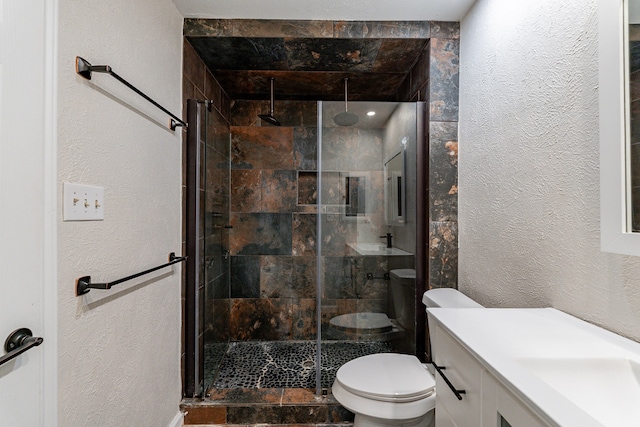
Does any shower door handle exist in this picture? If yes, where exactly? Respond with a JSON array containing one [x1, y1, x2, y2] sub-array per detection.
[[0, 328, 43, 367]]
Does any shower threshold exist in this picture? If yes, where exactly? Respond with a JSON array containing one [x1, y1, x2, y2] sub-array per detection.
[[183, 341, 391, 425]]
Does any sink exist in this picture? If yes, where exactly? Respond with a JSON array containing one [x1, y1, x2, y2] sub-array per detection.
[[516, 357, 640, 426], [348, 243, 412, 256], [427, 308, 640, 427]]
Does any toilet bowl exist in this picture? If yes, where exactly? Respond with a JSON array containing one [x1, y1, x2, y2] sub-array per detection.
[[332, 353, 436, 427], [327, 269, 415, 341], [329, 312, 402, 341], [332, 288, 483, 427]]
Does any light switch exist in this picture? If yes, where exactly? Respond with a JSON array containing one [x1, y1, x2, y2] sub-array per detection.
[[63, 182, 104, 221]]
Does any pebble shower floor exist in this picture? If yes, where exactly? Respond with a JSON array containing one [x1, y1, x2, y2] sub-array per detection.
[[206, 340, 392, 389]]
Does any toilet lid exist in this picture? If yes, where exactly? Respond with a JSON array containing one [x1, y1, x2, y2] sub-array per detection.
[[335, 353, 435, 402]]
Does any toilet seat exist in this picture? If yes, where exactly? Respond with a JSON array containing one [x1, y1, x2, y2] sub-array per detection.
[[334, 353, 435, 402], [330, 312, 394, 334]]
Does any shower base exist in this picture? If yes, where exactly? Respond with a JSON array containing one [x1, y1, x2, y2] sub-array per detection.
[[206, 340, 392, 390], [184, 341, 391, 425]]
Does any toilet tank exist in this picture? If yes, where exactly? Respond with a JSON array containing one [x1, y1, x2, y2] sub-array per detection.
[[422, 288, 483, 309], [389, 269, 416, 330], [422, 288, 482, 368]]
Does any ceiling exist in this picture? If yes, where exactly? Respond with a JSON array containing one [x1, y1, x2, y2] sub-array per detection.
[[186, 31, 428, 101], [178, 1, 476, 102]]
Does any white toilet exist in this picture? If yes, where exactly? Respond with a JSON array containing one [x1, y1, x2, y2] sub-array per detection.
[[332, 288, 483, 427]]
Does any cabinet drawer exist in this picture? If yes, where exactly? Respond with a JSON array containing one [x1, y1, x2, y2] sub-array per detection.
[[434, 325, 483, 426]]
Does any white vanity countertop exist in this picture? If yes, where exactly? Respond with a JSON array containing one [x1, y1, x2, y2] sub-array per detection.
[[427, 308, 640, 427]]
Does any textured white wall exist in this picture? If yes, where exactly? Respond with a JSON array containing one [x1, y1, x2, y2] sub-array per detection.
[[459, 0, 640, 342], [57, 1, 184, 425]]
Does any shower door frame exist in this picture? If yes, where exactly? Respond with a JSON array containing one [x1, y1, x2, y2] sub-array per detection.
[[182, 100, 427, 398], [415, 101, 427, 364], [184, 99, 203, 397], [184, 98, 232, 397]]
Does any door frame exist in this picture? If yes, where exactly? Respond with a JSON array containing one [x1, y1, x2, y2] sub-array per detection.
[[42, 0, 59, 424]]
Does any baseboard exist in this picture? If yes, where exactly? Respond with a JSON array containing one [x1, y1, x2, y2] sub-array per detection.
[[168, 410, 184, 427]]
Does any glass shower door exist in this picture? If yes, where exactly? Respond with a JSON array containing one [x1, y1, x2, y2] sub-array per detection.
[[317, 101, 419, 392], [201, 103, 231, 390]]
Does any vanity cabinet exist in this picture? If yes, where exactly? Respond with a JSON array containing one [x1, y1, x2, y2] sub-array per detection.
[[433, 324, 549, 427], [428, 307, 640, 426], [481, 373, 548, 427]]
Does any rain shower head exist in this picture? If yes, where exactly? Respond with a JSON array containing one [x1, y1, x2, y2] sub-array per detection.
[[334, 78, 359, 127], [258, 77, 281, 126], [258, 113, 281, 126]]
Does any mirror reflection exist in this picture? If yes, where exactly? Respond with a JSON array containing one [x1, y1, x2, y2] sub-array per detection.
[[385, 150, 405, 226]]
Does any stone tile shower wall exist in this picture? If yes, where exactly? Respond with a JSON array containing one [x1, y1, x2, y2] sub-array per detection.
[[229, 101, 319, 341], [427, 23, 460, 289], [398, 22, 460, 290], [228, 102, 401, 342], [182, 39, 232, 372], [183, 20, 461, 363]]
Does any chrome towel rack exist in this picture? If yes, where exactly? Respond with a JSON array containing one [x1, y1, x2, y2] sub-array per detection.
[[75, 56, 187, 131], [76, 252, 187, 296]]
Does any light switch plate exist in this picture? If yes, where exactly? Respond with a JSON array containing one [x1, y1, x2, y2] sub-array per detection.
[[63, 182, 104, 221]]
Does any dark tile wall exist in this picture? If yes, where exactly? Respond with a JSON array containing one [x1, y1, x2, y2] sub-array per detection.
[[228, 101, 405, 342], [181, 388, 355, 425], [182, 38, 232, 385], [183, 21, 461, 364], [428, 24, 459, 290], [398, 22, 460, 290], [229, 100, 319, 341]]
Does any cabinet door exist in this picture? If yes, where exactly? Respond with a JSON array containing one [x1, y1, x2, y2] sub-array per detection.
[[435, 400, 461, 427], [482, 372, 549, 427], [433, 325, 483, 427]]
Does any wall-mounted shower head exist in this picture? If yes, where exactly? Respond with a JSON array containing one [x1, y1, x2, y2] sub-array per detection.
[[258, 77, 281, 126], [334, 78, 359, 127], [258, 113, 281, 126]]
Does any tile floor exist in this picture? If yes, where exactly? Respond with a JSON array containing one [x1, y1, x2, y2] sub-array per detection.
[[207, 340, 393, 390]]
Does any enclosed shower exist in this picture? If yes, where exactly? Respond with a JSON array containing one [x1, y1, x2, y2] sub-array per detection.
[[186, 98, 424, 396]]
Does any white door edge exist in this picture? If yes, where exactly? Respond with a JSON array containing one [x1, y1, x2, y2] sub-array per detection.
[[42, 0, 58, 425]]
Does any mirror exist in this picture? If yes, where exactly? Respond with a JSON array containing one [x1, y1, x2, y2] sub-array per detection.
[[343, 174, 367, 218], [384, 148, 405, 226], [599, 0, 640, 255], [628, 2, 640, 231]]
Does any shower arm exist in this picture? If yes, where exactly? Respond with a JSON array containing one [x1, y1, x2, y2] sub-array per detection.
[[344, 78, 349, 112], [269, 77, 275, 115]]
